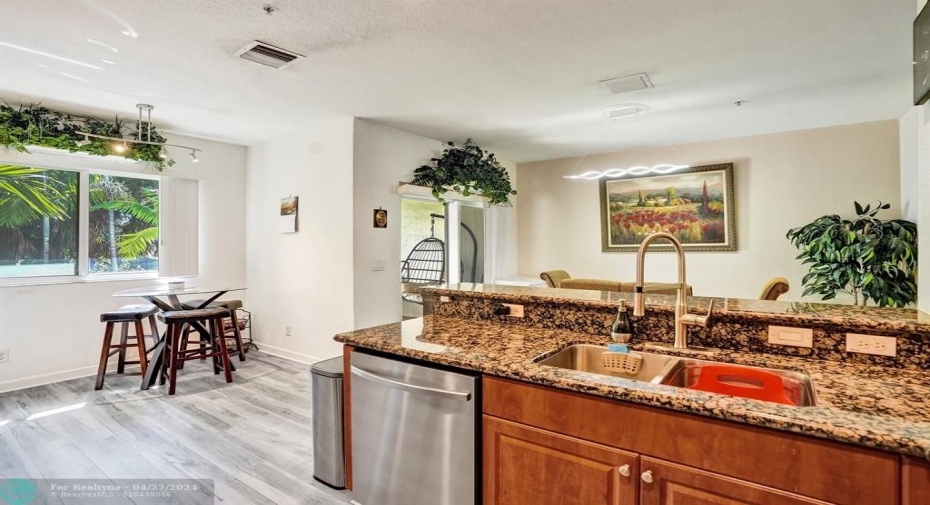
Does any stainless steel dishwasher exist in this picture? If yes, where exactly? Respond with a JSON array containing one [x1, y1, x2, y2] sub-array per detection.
[[349, 350, 478, 505]]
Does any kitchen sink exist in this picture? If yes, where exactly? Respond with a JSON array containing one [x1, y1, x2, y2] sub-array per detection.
[[534, 344, 818, 407], [535, 344, 676, 383], [660, 358, 818, 407]]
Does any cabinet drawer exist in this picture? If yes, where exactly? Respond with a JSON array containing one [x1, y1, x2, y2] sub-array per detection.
[[483, 376, 898, 505]]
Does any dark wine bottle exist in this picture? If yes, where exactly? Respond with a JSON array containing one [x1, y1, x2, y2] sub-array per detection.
[[611, 300, 634, 342]]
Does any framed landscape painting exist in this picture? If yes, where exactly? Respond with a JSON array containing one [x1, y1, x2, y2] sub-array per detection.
[[600, 163, 737, 252]]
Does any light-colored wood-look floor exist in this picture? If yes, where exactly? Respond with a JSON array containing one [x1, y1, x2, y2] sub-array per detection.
[[0, 352, 352, 505]]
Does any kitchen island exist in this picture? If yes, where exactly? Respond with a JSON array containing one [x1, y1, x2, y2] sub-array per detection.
[[335, 284, 930, 504]]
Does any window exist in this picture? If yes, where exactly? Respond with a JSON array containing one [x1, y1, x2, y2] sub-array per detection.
[[0, 163, 159, 279], [0, 165, 79, 277], [88, 174, 159, 274]]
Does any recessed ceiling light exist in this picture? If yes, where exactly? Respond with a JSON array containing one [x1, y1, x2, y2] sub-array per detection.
[[603, 103, 651, 120]]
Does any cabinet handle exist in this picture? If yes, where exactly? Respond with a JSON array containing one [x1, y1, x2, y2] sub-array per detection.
[[641, 470, 654, 484], [618, 464, 631, 477]]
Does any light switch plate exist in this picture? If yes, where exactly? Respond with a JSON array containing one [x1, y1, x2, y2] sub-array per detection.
[[370, 260, 386, 272], [767, 326, 813, 348], [846, 333, 896, 357]]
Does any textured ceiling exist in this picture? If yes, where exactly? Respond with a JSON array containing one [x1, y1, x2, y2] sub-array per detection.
[[0, 0, 915, 162]]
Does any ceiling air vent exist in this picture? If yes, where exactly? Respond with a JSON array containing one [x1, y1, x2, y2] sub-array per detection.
[[234, 41, 304, 70], [599, 73, 653, 95]]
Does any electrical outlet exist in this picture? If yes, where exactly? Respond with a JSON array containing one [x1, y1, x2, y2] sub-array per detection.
[[0, 349, 8, 363], [285, 326, 292, 337], [846, 333, 896, 357], [767, 326, 813, 348], [502, 303, 524, 318]]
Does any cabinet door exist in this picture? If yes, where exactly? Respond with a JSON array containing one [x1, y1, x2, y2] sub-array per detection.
[[639, 457, 830, 505], [903, 456, 930, 505], [484, 415, 638, 505]]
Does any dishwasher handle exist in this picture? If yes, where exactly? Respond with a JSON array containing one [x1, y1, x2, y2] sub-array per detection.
[[350, 366, 472, 401]]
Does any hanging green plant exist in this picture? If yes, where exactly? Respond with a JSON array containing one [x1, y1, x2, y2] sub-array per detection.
[[786, 201, 917, 307], [0, 102, 174, 170], [411, 138, 516, 206]]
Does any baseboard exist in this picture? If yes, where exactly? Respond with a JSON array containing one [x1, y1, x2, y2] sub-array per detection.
[[251, 341, 323, 365], [0, 365, 101, 393], [0, 346, 323, 393]]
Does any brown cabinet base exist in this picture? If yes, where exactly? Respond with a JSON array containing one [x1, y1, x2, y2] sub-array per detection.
[[483, 376, 900, 505], [484, 416, 638, 505]]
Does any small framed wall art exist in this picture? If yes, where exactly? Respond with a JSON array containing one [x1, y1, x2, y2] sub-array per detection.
[[373, 208, 388, 228]]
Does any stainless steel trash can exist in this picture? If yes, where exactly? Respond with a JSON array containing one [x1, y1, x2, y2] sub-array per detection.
[[311, 357, 345, 489]]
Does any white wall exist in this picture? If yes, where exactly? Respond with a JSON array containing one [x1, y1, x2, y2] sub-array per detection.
[[245, 119, 355, 363], [352, 119, 445, 328], [517, 120, 901, 301], [0, 134, 247, 392], [351, 119, 519, 328]]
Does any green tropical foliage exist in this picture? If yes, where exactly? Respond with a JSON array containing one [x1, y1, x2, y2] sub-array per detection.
[[0, 166, 77, 267], [786, 202, 917, 307], [89, 174, 159, 272], [0, 165, 158, 275], [0, 164, 68, 226], [412, 138, 516, 205], [0, 102, 173, 170]]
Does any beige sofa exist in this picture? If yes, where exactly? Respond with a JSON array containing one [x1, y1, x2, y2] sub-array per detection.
[[539, 270, 692, 296]]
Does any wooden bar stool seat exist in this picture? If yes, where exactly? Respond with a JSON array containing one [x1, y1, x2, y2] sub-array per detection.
[[158, 307, 234, 395], [180, 299, 247, 363], [95, 304, 160, 390]]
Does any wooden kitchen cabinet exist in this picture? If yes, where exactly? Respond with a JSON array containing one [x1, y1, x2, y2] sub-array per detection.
[[483, 376, 900, 505], [903, 456, 930, 504], [638, 457, 830, 505], [484, 416, 639, 505]]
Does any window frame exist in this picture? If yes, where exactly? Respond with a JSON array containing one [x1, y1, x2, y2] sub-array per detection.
[[0, 159, 161, 287]]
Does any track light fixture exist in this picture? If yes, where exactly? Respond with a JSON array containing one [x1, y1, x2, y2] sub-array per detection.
[[78, 104, 202, 165]]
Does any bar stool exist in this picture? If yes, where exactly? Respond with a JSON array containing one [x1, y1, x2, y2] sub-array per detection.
[[95, 304, 160, 390], [158, 307, 234, 395], [180, 299, 246, 362]]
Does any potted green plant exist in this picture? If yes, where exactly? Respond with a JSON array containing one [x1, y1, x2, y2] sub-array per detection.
[[786, 201, 917, 307], [0, 102, 173, 169], [411, 138, 516, 206]]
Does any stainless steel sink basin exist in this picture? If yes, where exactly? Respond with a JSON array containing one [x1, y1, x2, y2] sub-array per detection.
[[535, 344, 676, 382], [660, 358, 818, 407], [534, 344, 817, 406]]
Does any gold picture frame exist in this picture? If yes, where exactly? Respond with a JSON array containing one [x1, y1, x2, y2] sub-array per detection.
[[599, 163, 737, 252]]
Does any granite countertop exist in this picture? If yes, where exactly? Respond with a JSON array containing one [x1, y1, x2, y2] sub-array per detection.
[[423, 283, 930, 334], [335, 315, 930, 458]]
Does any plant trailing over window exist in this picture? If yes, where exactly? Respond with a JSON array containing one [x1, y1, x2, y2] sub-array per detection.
[[0, 102, 173, 170], [412, 138, 516, 206], [786, 201, 917, 307]]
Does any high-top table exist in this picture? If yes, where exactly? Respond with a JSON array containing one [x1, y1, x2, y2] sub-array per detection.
[[113, 285, 246, 389]]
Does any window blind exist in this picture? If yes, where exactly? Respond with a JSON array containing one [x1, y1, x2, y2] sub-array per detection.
[[159, 177, 199, 277]]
